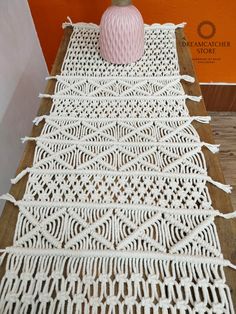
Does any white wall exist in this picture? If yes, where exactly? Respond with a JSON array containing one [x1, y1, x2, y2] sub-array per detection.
[[0, 0, 48, 214]]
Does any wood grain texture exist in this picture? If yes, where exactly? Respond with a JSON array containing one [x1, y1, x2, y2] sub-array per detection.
[[0, 27, 235, 309], [210, 112, 236, 209], [201, 85, 236, 111]]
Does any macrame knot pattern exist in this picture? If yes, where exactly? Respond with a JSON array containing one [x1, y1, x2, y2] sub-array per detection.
[[74, 294, 85, 304], [21, 295, 34, 305], [39, 294, 51, 303], [0, 21, 235, 313], [6, 294, 18, 303]]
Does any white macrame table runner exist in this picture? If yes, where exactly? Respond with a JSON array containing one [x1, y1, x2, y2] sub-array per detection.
[[0, 20, 235, 313]]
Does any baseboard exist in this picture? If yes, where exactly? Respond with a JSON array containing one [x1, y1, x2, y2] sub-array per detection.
[[200, 84, 236, 111]]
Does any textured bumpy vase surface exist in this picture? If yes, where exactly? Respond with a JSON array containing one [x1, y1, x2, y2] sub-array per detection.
[[99, 5, 144, 64]]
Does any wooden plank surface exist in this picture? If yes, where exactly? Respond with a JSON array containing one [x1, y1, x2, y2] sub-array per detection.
[[211, 112, 236, 210], [0, 26, 235, 309], [201, 85, 236, 111]]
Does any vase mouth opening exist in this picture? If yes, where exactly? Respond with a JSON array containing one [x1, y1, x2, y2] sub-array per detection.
[[112, 0, 132, 6]]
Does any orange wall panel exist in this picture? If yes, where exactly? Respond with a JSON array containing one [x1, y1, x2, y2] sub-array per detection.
[[28, 0, 236, 82]]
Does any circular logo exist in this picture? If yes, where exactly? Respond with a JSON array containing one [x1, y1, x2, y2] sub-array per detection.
[[197, 21, 216, 39]]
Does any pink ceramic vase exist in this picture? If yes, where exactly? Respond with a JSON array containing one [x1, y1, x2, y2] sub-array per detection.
[[99, 0, 144, 64]]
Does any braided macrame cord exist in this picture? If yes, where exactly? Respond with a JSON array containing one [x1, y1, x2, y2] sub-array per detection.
[[0, 19, 235, 313]]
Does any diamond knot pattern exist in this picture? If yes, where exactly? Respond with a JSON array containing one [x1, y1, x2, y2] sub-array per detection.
[[54, 77, 186, 98], [0, 22, 234, 314], [15, 205, 220, 258]]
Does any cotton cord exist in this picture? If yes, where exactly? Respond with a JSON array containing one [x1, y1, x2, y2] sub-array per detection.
[[0, 21, 235, 313]]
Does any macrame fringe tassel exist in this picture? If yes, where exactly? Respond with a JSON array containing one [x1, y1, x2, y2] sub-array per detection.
[[45, 76, 57, 81], [21, 137, 34, 144], [0, 193, 18, 206], [10, 168, 30, 184], [203, 142, 220, 153], [225, 260, 236, 270], [193, 116, 211, 124], [39, 93, 52, 99], [175, 22, 187, 28], [218, 211, 236, 219], [62, 16, 73, 29], [181, 75, 195, 83], [33, 115, 48, 126], [207, 177, 233, 193], [187, 95, 202, 102]]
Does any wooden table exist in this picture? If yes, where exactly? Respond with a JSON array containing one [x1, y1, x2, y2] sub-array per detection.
[[0, 27, 235, 309]]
